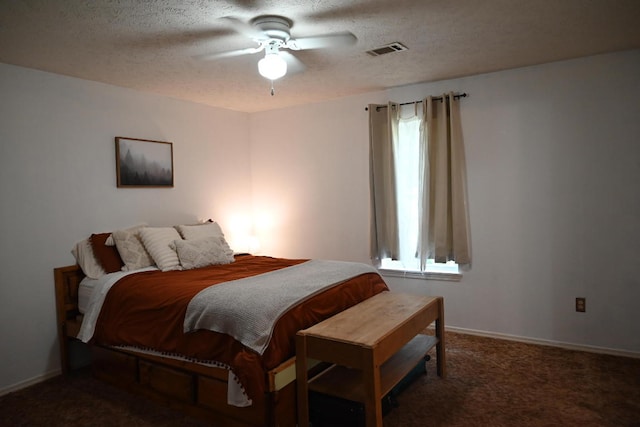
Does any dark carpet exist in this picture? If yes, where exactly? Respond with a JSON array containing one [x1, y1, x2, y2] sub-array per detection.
[[1, 331, 639, 426]]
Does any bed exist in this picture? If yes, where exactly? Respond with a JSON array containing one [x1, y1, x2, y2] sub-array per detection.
[[54, 222, 389, 427]]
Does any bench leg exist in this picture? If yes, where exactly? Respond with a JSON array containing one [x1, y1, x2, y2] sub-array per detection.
[[435, 297, 446, 378], [296, 333, 310, 427]]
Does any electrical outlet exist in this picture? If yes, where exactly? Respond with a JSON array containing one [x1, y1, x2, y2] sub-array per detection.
[[576, 297, 586, 312]]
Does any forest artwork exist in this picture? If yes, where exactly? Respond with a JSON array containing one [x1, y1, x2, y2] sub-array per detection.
[[115, 137, 173, 188]]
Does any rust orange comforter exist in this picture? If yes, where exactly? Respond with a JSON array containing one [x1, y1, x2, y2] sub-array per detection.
[[92, 254, 389, 399]]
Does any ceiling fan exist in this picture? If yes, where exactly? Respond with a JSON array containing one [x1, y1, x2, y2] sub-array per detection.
[[201, 15, 357, 93]]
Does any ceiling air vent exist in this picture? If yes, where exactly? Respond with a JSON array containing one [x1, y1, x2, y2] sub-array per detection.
[[366, 42, 408, 57]]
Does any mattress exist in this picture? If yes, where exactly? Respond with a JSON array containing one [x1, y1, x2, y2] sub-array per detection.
[[78, 277, 96, 314]]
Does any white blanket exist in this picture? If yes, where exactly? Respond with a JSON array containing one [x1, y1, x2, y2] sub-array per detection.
[[183, 259, 377, 355]]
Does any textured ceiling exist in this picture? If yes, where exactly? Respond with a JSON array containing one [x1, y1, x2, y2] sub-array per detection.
[[1, 0, 639, 113]]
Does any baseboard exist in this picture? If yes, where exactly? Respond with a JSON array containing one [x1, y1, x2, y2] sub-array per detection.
[[444, 326, 640, 359], [0, 368, 61, 397]]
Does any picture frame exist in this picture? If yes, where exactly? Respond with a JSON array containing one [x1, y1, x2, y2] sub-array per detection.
[[115, 137, 174, 188]]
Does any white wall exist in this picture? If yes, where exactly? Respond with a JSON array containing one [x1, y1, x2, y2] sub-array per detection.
[[249, 93, 381, 261], [250, 50, 640, 354], [0, 64, 252, 391]]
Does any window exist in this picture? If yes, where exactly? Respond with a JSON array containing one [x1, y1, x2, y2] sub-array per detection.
[[378, 109, 460, 279], [369, 95, 470, 280]]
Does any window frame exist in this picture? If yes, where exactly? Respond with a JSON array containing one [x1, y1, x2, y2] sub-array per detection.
[[378, 267, 462, 282]]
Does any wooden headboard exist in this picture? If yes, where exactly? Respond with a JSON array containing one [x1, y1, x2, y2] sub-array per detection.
[[54, 264, 85, 374]]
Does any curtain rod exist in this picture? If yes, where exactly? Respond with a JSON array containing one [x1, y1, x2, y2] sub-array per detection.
[[365, 92, 468, 111]]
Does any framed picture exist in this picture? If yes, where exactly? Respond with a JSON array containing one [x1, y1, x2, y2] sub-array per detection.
[[115, 137, 174, 188]]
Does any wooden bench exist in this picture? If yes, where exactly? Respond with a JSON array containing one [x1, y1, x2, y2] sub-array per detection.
[[295, 292, 445, 427]]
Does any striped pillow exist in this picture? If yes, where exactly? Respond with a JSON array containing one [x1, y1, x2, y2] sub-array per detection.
[[139, 227, 182, 272]]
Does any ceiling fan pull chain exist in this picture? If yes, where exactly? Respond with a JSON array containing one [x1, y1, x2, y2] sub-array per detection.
[[270, 80, 275, 96]]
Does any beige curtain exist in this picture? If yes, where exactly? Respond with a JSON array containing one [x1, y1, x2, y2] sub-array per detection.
[[417, 93, 471, 269], [368, 102, 400, 263]]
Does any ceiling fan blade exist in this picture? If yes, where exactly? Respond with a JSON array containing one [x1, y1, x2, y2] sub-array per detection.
[[118, 28, 234, 49], [287, 32, 357, 50], [219, 16, 265, 40], [196, 45, 264, 61], [279, 51, 306, 74]]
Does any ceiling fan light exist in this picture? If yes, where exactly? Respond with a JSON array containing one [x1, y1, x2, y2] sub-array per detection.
[[258, 53, 287, 80]]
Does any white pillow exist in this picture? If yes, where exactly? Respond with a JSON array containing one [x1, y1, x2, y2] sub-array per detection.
[[139, 227, 183, 272], [175, 222, 224, 239], [105, 223, 147, 246], [172, 236, 235, 270], [71, 238, 105, 279], [112, 228, 155, 271], [176, 222, 233, 253]]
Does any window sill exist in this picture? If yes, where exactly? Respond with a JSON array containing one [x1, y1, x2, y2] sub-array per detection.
[[377, 268, 462, 282]]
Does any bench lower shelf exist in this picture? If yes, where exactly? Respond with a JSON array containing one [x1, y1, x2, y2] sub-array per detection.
[[307, 334, 437, 403], [308, 350, 431, 427]]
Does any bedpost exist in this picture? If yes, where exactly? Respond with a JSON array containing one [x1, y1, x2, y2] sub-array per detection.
[[53, 265, 84, 375]]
